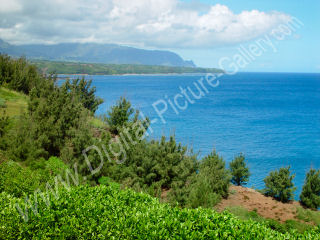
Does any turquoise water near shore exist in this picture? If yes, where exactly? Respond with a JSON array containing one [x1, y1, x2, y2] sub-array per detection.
[[64, 72, 320, 198]]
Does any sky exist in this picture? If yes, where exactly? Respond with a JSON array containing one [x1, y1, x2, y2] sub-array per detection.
[[0, 0, 319, 72]]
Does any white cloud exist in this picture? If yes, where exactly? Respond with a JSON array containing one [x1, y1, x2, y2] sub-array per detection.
[[0, 0, 22, 13], [0, 0, 292, 48]]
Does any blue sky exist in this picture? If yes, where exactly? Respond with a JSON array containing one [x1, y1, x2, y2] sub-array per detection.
[[0, 0, 319, 72], [175, 0, 320, 72]]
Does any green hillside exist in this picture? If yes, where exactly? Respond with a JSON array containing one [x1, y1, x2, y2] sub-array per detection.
[[0, 87, 28, 117], [31, 59, 224, 75], [1, 183, 319, 239]]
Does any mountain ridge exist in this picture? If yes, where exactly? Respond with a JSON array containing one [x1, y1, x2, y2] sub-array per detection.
[[0, 39, 196, 67]]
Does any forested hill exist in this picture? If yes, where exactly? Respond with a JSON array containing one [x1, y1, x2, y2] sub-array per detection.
[[31, 59, 224, 75], [0, 39, 195, 67]]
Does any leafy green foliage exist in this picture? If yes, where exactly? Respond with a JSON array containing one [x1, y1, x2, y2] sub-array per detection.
[[263, 167, 296, 203], [1, 184, 319, 239], [300, 169, 320, 209], [0, 161, 41, 198], [230, 153, 250, 186], [0, 157, 72, 198]]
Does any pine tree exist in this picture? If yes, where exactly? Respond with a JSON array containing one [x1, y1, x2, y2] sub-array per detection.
[[263, 166, 296, 203], [300, 169, 320, 209], [105, 97, 134, 135], [229, 153, 250, 186]]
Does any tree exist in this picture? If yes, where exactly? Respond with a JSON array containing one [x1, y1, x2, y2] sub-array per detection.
[[229, 153, 250, 186], [0, 55, 41, 94], [300, 169, 320, 209], [263, 166, 296, 203], [186, 151, 231, 208], [105, 97, 134, 135], [62, 78, 103, 113]]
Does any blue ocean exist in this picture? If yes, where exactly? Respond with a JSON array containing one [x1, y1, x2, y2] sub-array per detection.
[[68, 72, 320, 197]]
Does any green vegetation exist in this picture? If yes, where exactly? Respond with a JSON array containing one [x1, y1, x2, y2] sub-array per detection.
[[185, 151, 231, 208], [1, 184, 320, 239], [263, 167, 296, 203], [31, 59, 224, 75], [1, 54, 320, 238], [300, 169, 320, 209], [0, 55, 42, 94], [229, 153, 250, 186], [224, 206, 264, 222], [296, 206, 320, 225], [0, 87, 28, 116], [105, 96, 136, 134], [224, 206, 314, 234], [0, 156, 75, 199]]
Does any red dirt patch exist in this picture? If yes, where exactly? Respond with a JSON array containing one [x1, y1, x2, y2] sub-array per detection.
[[215, 185, 302, 223]]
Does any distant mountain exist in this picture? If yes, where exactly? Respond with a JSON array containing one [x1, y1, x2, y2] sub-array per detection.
[[0, 39, 196, 67]]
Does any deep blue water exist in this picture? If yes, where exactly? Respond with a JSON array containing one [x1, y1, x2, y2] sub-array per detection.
[[64, 72, 320, 198]]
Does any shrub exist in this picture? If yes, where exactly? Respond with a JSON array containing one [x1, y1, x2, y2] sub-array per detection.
[[229, 153, 250, 186], [0, 157, 76, 199], [0, 161, 41, 197], [300, 169, 320, 209], [1, 184, 319, 239], [263, 167, 296, 203]]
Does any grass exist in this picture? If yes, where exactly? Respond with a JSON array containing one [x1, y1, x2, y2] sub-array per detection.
[[296, 206, 320, 225], [89, 116, 106, 128], [224, 205, 317, 234], [224, 206, 264, 222], [0, 87, 106, 128], [0, 87, 28, 117]]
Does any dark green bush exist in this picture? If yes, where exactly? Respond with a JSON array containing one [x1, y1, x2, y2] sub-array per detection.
[[107, 135, 197, 197], [263, 167, 296, 203], [178, 151, 231, 208], [230, 153, 250, 186], [300, 169, 320, 209]]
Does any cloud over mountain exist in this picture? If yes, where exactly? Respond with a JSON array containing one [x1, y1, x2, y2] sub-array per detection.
[[0, 0, 291, 48]]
